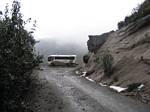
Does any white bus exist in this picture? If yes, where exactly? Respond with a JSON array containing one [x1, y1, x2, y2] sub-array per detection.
[[48, 55, 77, 66]]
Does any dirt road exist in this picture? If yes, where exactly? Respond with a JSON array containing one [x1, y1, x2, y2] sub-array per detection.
[[29, 65, 150, 112]]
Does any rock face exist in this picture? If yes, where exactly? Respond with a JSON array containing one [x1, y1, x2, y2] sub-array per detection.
[[87, 31, 113, 53], [83, 15, 150, 98]]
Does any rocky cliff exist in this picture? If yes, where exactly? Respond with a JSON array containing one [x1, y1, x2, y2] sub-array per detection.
[[82, 14, 150, 102], [87, 31, 113, 53]]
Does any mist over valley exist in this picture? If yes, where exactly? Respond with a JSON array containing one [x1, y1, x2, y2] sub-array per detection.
[[36, 38, 88, 64]]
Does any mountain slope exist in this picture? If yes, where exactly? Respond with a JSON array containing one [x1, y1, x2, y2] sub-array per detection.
[[83, 15, 150, 102]]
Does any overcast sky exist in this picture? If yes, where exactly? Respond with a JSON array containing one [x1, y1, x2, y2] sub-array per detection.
[[0, 0, 144, 45]]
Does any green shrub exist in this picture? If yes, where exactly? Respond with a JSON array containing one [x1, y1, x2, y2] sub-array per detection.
[[101, 51, 113, 77], [83, 54, 90, 64], [0, 1, 42, 111]]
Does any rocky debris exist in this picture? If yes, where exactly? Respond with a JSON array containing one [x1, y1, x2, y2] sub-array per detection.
[[80, 70, 96, 78], [143, 60, 150, 65], [119, 32, 150, 50], [125, 83, 144, 92], [140, 57, 150, 65], [122, 92, 150, 104], [85, 70, 95, 77]]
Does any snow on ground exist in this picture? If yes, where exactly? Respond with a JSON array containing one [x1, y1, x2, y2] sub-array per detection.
[[85, 77, 95, 82], [80, 72, 87, 77], [99, 83, 107, 87], [79, 72, 145, 93], [138, 84, 144, 91], [109, 86, 127, 93]]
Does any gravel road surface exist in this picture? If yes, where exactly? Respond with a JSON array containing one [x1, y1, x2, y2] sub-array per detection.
[[29, 65, 150, 112]]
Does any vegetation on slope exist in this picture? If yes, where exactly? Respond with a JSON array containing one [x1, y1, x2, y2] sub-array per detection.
[[118, 0, 150, 29], [0, 1, 42, 111], [101, 51, 114, 77]]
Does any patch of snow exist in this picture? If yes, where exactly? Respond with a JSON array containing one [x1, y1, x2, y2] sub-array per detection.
[[85, 77, 95, 82], [80, 72, 86, 77], [99, 83, 107, 87], [75, 71, 79, 75], [109, 86, 127, 93], [138, 84, 144, 91]]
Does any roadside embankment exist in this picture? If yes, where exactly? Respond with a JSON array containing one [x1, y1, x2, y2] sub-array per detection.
[[79, 15, 150, 104]]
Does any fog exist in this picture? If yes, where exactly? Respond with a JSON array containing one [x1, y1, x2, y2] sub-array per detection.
[[0, 0, 145, 64], [36, 38, 88, 64]]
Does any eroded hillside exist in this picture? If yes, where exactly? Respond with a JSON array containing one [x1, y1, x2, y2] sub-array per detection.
[[82, 15, 150, 101]]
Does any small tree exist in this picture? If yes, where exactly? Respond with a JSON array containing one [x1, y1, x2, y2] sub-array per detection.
[[101, 51, 113, 77], [83, 54, 90, 64], [118, 21, 125, 29], [0, 1, 42, 111]]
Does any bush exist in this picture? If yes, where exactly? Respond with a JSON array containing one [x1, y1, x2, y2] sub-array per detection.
[[0, 1, 42, 111], [83, 54, 90, 64], [118, 21, 125, 29], [101, 51, 113, 77]]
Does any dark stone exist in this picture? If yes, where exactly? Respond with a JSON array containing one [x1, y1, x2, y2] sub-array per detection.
[[126, 83, 141, 92], [85, 69, 95, 77]]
